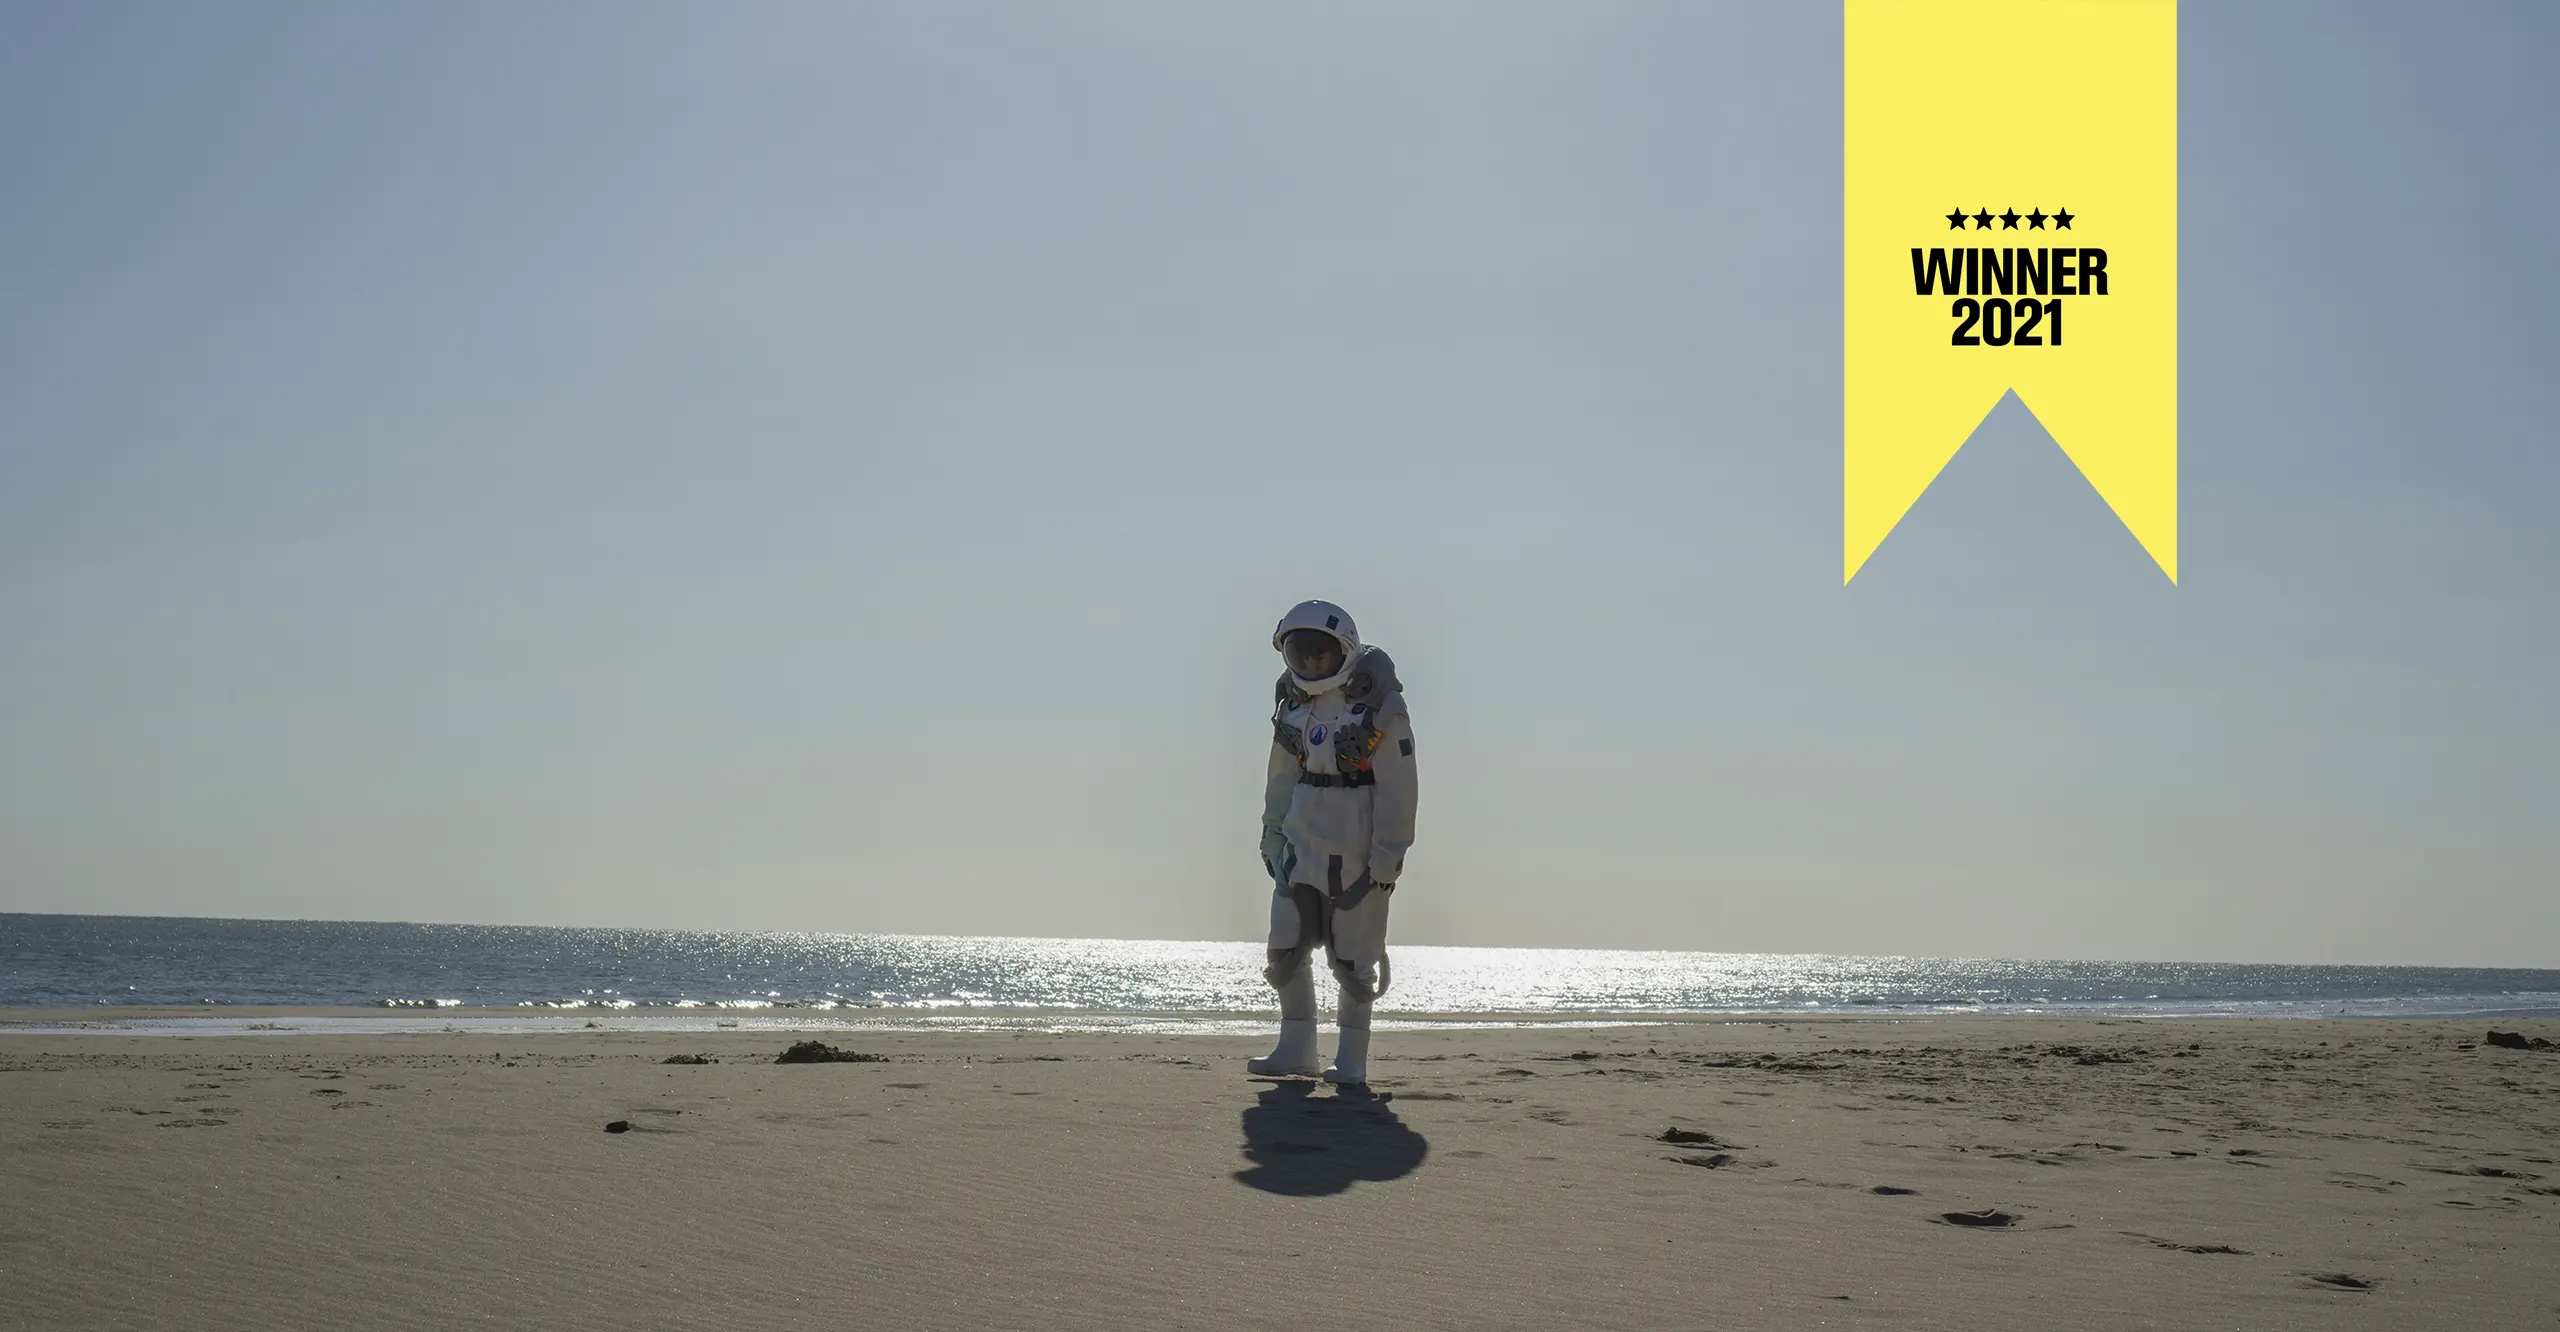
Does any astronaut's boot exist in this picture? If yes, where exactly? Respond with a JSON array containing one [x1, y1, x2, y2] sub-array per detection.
[[1248, 1020, 1322, 1076], [1322, 1026, 1371, 1085], [1249, 963, 1322, 1077], [1324, 995, 1373, 1085]]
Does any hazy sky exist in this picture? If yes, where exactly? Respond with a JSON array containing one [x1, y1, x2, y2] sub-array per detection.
[[2, 3, 2552, 965]]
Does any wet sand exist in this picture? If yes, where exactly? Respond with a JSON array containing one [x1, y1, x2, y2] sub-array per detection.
[[3, 1015, 2555, 1330]]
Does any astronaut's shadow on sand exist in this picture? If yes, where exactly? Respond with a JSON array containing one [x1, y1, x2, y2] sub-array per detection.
[[1233, 1081, 1428, 1195]]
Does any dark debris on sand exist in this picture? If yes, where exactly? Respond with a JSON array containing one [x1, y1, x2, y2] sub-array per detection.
[[2040, 1044, 2138, 1065], [2484, 1030, 2555, 1051], [2132, 1234, 2248, 1255], [774, 1041, 889, 1065], [661, 1054, 716, 1065]]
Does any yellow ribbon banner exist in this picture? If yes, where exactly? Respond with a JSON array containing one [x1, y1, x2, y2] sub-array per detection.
[[1843, 0, 2177, 583]]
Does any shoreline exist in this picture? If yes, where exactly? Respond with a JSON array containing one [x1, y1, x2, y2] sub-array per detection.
[[8, 1003, 2560, 1038]]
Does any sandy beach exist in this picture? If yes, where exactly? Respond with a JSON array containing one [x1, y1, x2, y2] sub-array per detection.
[[1, 1015, 2553, 1330]]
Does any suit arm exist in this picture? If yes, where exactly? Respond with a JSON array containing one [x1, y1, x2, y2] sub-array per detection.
[[1367, 709, 1418, 884], [1261, 741, 1296, 865]]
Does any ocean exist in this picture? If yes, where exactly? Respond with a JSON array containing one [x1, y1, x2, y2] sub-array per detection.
[[3, 913, 2556, 1034]]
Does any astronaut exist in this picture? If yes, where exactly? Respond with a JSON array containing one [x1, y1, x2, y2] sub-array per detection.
[[1249, 600, 1418, 1085]]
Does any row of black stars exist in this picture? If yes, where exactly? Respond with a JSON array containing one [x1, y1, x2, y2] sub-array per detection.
[[1947, 207, 2075, 230]]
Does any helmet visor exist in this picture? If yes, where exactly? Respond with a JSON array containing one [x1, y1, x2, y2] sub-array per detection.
[[1279, 628, 1347, 681]]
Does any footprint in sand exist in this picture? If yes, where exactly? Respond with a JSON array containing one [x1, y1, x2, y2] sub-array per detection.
[[2306, 1273, 2373, 1291], [2429, 1165, 2540, 1180], [1991, 1152, 2078, 1166], [1934, 1209, 2019, 1228]]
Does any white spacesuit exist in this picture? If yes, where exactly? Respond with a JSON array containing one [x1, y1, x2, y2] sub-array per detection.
[[1249, 600, 1418, 1085]]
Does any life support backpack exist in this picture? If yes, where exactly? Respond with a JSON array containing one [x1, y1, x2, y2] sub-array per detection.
[[1273, 645, 1404, 777]]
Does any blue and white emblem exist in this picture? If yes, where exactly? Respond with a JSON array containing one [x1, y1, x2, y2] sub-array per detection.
[[1308, 724, 1329, 745]]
